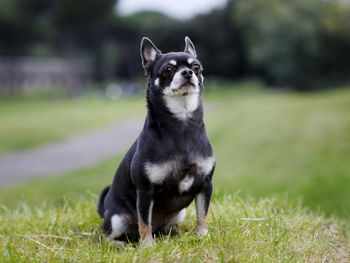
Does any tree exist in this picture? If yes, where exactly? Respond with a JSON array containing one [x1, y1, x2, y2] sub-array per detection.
[[0, 0, 119, 82], [234, 0, 350, 89]]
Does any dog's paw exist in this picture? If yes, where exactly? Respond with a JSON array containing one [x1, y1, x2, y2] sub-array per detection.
[[113, 240, 125, 248], [197, 227, 209, 237], [141, 235, 154, 247]]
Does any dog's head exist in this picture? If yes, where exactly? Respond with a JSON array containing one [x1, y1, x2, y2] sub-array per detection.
[[141, 37, 204, 121]]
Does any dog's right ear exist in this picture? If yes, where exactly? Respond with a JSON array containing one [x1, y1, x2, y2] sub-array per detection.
[[140, 37, 161, 74]]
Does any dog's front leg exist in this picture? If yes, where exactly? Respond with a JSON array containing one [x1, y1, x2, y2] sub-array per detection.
[[195, 179, 213, 236], [137, 189, 154, 246]]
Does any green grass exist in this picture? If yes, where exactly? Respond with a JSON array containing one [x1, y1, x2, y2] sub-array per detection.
[[1, 86, 350, 220], [1, 195, 349, 262], [0, 94, 144, 153], [205, 87, 350, 219], [1, 85, 350, 261]]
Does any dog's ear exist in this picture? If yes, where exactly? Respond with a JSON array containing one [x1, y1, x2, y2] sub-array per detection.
[[141, 37, 161, 74], [184, 36, 197, 58]]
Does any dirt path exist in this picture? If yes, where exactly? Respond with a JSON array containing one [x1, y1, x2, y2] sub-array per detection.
[[0, 118, 143, 186]]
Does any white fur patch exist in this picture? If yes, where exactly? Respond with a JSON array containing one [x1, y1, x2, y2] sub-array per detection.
[[187, 58, 194, 65], [196, 155, 216, 175], [169, 208, 187, 225], [144, 161, 173, 184], [162, 70, 200, 120], [108, 215, 127, 240], [178, 176, 194, 193], [154, 78, 159, 86], [169, 60, 177, 66], [164, 93, 199, 121], [144, 155, 215, 185], [163, 70, 199, 96]]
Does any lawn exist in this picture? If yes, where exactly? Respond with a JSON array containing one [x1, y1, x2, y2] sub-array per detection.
[[0, 94, 144, 154], [1, 84, 350, 261], [1, 84, 350, 219], [205, 86, 350, 219], [1, 195, 349, 262]]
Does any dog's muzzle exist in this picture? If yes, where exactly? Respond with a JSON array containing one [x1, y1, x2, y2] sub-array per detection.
[[181, 68, 194, 80]]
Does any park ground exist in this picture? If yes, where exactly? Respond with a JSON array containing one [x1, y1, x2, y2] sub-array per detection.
[[1, 82, 350, 261]]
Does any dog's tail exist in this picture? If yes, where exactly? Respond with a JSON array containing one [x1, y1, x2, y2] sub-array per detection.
[[97, 185, 110, 218]]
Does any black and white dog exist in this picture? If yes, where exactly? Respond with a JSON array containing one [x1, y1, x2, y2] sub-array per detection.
[[98, 36, 215, 246]]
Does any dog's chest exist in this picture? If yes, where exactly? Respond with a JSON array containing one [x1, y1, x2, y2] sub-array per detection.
[[144, 155, 215, 193]]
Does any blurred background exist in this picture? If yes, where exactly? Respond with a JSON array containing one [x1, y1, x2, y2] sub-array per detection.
[[0, 0, 350, 220]]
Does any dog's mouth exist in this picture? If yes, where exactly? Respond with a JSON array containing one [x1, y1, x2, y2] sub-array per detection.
[[163, 75, 199, 98], [181, 80, 195, 87], [170, 82, 198, 97], [179, 81, 196, 96]]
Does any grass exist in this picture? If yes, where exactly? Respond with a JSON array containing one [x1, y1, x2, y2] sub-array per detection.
[[1, 195, 349, 262], [1, 84, 350, 261], [1, 85, 350, 220], [0, 94, 144, 153], [205, 87, 350, 219]]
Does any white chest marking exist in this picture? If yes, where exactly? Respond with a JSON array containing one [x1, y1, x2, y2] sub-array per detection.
[[144, 161, 173, 184], [196, 155, 216, 175], [144, 155, 215, 185], [178, 176, 194, 193], [164, 93, 199, 121]]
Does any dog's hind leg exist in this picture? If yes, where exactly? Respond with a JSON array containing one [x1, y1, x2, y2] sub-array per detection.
[[162, 208, 187, 234], [102, 211, 129, 247], [169, 208, 186, 225]]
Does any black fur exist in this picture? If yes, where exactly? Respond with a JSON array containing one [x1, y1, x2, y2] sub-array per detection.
[[98, 185, 110, 218], [98, 37, 215, 242]]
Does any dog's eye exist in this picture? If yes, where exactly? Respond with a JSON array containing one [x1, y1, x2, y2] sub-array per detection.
[[192, 64, 201, 73], [162, 66, 174, 76]]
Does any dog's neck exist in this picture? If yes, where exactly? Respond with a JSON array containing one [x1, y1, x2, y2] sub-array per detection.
[[163, 93, 200, 121], [146, 87, 204, 131]]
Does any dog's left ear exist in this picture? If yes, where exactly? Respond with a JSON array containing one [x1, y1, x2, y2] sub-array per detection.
[[141, 37, 161, 74], [184, 36, 197, 58]]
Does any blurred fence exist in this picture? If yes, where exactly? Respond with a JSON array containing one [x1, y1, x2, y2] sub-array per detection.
[[0, 57, 92, 94]]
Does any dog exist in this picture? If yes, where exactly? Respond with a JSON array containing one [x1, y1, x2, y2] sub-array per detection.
[[98, 36, 215, 246]]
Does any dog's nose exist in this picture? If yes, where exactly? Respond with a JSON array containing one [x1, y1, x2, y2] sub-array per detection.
[[181, 69, 193, 79]]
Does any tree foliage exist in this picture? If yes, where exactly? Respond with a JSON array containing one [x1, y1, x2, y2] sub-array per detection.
[[234, 0, 350, 89], [1, 0, 350, 89]]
